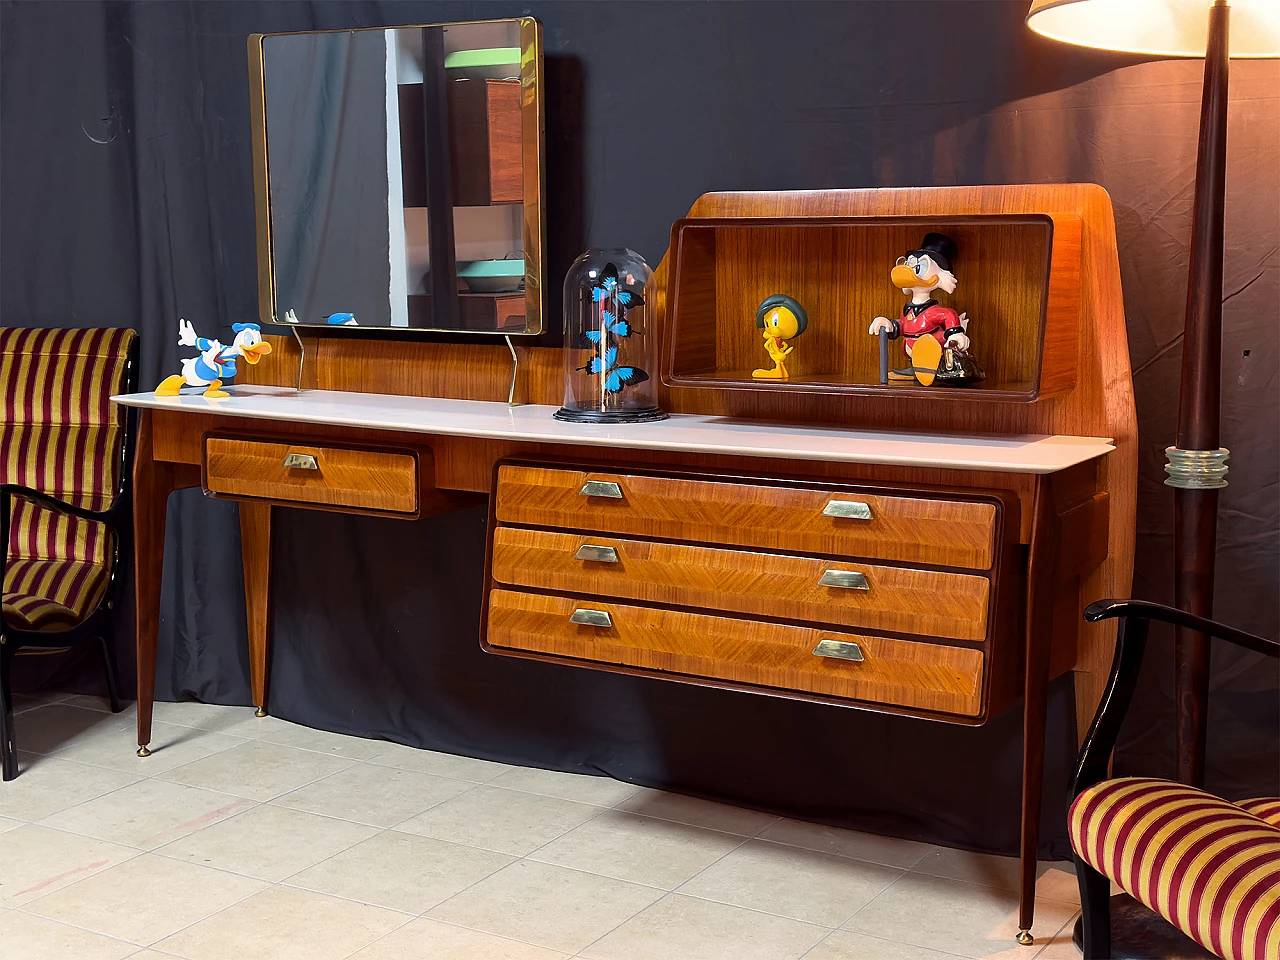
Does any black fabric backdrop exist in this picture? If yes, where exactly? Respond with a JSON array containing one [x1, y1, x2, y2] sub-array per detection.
[[3, 1, 1277, 858]]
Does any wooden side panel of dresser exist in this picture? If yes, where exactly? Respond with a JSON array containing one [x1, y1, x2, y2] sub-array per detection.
[[481, 460, 1022, 723]]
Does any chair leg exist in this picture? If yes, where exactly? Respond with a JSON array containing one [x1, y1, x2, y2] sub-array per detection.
[[1074, 853, 1112, 959], [98, 631, 123, 714], [1, 641, 18, 781]]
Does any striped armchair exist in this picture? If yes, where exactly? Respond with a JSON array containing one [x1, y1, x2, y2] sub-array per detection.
[[1, 326, 138, 780], [1069, 600, 1280, 960]]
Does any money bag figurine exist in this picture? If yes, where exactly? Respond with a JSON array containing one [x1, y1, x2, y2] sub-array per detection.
[[867, 233, 984, 387]]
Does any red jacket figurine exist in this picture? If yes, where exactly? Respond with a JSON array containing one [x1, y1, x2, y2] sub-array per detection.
[[868, 232, 983, 386], [893, 299, 965, 351]]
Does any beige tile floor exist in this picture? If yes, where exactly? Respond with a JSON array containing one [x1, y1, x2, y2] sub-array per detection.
[[1, 693, 1083, 960]]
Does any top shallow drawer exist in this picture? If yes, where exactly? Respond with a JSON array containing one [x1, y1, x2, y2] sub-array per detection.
[[495, 465, 997, 570], [206, 438, 418, 515]]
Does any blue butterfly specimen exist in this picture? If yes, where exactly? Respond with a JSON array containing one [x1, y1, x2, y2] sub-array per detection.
[[580, 309, 631, 345], [581, 262, 644, 347], [591, 284, 644, 309], [590, 263, 645, 311], [579, 346, 650, 393]]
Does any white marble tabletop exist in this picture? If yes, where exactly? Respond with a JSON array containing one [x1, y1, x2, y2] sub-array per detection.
[[112, 385, 1114, 475]]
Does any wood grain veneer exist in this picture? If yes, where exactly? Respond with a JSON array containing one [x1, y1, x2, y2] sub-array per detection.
[[495, 464, 998, 571], [490, 526, 991, 641], [485, 589, 986, 717], [448, 79, 523, 205], [205, 439, 418, 514]]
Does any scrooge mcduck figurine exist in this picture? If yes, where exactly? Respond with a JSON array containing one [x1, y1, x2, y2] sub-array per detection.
[[154, 318, 273, 399], [867, 232, 983, 387]]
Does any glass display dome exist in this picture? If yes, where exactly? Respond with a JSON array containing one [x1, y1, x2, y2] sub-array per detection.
[[554, 248, 667, 423]]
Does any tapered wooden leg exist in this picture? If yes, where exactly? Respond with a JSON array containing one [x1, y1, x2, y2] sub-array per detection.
[[1018, 622, 1053, 944], [132, 410, 174, 757], [239, 501, 272, 718], [1018, 479, 1060, 945]]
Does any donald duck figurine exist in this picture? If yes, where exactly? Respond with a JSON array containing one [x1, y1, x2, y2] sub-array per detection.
[[155, 318, 273, 398]]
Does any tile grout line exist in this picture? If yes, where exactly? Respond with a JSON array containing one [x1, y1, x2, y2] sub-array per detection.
[[7, 901, 153, 951], [564, 829, 762, 956]]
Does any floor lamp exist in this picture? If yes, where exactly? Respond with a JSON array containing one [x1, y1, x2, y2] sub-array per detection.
[[1026, 0, 1279, 788]]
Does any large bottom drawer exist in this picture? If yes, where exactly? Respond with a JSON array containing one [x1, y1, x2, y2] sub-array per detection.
[[485, 589, 985, 717]]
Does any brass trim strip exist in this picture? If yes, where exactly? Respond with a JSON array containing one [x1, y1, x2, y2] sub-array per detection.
[[247, 33, 274, 326]]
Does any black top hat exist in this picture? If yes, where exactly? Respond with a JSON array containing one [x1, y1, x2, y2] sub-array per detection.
[[755, 294, 808, 336], [907, 232, 958, 273]]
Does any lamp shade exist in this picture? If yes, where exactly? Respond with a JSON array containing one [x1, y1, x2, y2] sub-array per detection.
[[1027, 0, 1280, 57]]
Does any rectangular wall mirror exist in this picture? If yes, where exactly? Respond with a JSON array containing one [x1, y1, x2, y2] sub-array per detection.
[[249, 18, 545, 335]]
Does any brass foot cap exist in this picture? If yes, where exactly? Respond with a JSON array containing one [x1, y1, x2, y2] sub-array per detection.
[[1015, 930, 1034, 946], [254, 707, 268, 718], [136, 745, 152, 758]]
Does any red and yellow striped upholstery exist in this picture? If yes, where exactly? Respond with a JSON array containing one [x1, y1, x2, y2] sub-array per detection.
[[1238, 799, 1280, 830], [1, 327, 136, 632], [1070, 777, 1280, 960]]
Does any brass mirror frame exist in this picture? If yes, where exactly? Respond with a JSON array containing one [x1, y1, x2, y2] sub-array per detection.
[[247, 18, 546, 335]]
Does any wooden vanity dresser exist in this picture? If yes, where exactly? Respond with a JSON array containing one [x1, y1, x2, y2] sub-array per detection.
[[113, 185, 1137, 947]]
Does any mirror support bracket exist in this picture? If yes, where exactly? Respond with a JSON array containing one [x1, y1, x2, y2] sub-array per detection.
[[290, 324, 307, 393], [506, 335, 523, 407]]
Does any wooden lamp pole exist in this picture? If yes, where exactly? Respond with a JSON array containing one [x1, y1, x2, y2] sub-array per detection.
[[1164, 0, 1231, 788]]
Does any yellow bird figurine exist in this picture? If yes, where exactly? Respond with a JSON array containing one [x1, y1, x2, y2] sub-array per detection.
[[752, 295, 808, 380]]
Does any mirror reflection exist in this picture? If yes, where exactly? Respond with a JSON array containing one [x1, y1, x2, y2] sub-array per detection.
[[256, 18, 544, 334]]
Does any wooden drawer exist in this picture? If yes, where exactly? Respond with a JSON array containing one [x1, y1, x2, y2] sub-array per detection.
[[490, 526, 990, 641], [205, 439, 418, 514], [495, 465, 997, 570], [485, 589, 985, 717]]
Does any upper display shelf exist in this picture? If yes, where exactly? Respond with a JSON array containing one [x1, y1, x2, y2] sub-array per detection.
[[664, 209, 1082, 404]]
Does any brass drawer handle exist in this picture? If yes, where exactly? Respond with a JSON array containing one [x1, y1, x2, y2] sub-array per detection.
[[822, 500, 872, 520], [813, 639, 865, 662], [579, 480, 623, 498], [282, 453, 319, 470], [569, 608, 613, 628], [575, 544, 619, 563], [818, 570, 869, 590]]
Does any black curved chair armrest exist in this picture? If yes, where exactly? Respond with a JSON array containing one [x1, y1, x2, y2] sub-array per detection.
[[1084, 599, 1276, 656], [1, 485, 123, 610], [0, 484, 122, 526], [1071, 599, 1278, 801]]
